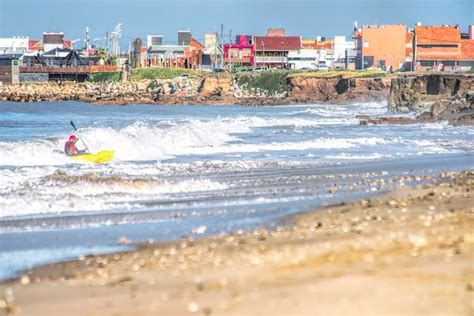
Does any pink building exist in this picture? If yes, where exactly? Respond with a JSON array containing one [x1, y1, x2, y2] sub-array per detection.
[[224, 35, 254, 67]]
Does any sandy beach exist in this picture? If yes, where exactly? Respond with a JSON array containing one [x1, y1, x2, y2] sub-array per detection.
[[1, 171, 473, 315]]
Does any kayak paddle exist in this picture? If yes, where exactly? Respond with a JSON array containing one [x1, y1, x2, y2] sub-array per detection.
[[70, 121, 91, 153]]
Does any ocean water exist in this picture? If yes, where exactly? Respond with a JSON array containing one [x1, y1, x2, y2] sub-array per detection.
[[0, 101, 473, 279]]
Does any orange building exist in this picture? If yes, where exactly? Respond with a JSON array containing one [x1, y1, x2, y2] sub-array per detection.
[[414, 25, 474, 71], [355, 24, 407, 70]]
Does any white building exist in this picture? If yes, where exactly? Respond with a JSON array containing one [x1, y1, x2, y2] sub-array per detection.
[[333, 36, 355, 68], [0, 37, 29, 54], [288, 49, 318, 69], [147, 35, 163, 49], [288, 49, 333, 70], [333, 36, 354, 62]]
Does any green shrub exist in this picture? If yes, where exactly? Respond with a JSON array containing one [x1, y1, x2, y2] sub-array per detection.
[[131, 68, 201, 80], [236, 71, 288, 96], [88, 72, 121, 83]]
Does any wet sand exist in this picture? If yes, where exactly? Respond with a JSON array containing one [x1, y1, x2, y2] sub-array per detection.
[[1, 171, 473, 315]]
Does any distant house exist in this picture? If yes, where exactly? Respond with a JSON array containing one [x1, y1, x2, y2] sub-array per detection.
[[354, 24, 407, 70], [28, 33, 73, 53], [0, 54, 20, 85], [224, 35, 254, 67], [253, 29, 302, 69], [0, 37, 29, 54], [23, 48, 99, 67], [146, 30, 203, 69], [287, 49, 320, 70], [413, 24, 474, 72]]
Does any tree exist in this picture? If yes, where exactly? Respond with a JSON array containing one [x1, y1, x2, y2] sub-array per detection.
[[131, 37, 143, 69], [96, 48, 107, 60]]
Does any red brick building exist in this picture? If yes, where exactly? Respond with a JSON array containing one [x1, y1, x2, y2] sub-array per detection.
[[414, 25, 474, 71]]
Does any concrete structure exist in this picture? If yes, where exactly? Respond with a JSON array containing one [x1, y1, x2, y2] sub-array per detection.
[[146, 35, 163, 48], [0, 54, 20, 85], [287, 49, 319, 70], [178, 30, 191, 46], [267, 28, 286, 37], [28, 35, 73, 53], [413, 25, 474, 71], [224, 35, 254, 67], [146, 30, 203, 69], [355, 24, 407, 70], [0, 37, 29, 54], [43, 33, 65, 52], [333, 36, 355, 68], [203, 33, 219, 55], [253, 29, 302, 69]]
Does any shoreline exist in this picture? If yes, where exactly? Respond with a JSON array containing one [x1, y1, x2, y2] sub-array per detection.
[[1, 170, 472, 315]]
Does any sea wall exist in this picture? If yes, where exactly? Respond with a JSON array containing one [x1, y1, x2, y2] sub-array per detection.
[[388, 73, 474, 125], [0, 74, 392, 105]]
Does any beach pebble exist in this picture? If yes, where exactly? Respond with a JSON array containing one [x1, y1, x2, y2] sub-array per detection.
[[188, 301, 199, 313], [19, 275, 30, 285], [192, 225, 207, 234], [117, 236, 130, 245]]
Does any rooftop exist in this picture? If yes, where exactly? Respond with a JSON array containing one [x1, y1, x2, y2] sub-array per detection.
[[254, 36, 301, 51], [415, 25, 461, 44]]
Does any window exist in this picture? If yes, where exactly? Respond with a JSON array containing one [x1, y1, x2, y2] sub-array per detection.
[[417, 44, 458, 48]]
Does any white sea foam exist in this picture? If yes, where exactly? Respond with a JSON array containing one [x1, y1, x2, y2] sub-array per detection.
[[0, 177, 227, 217], [0, 115, 365, 166]]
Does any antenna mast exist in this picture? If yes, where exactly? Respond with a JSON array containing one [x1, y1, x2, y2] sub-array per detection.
[[111, 23, 122, 57]]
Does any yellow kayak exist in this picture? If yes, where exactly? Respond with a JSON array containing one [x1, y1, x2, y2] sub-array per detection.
[[70, 150, 115, 163]]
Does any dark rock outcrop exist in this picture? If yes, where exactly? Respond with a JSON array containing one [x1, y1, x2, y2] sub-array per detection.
[[287, 76, 390, 103], [388, 73, 474, 125]]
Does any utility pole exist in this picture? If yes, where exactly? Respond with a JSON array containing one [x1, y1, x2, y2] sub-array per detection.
[[106, 31, 109, 53], [213, 31, 218, 72], [412, 28, 417, 72], [220, 24, 224, 70], [228, 28, 232, 70], [85, 26, 90, 54]]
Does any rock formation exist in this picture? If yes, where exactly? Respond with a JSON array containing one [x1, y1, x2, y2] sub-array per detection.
[[388, 73, 474, 125]]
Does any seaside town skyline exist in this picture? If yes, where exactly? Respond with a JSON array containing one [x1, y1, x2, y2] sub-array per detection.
[[0, 0, 472, 41], [1, 1, 474, 314]]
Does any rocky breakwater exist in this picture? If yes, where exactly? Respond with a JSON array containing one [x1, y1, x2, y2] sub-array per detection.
[[0, 78, 200, 104], [388, 73, 474, 125], [287, 75, 391, 103]]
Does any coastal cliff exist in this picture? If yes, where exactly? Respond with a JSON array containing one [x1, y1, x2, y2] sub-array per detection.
[[388, 73, 474, 125], [287, 76, 390, 103], [0, 72, 391, 105]]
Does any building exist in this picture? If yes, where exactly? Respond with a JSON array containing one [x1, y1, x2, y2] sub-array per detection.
[[43, 33, 65, 52], [28, 33, 73, 53], [203, 33, 219, 55], [333, 36, 355, 68], [0, 37, 29, 54], [224, 35, 254, 67], [146, 30, 203, 69], [413, 24, 474, 71], [287, 49, 320, 70], [0, 54, 20, 85], [253, 29, 302, 69], [355, 24, 407, 70], [23, 48, 99, 68], [146, 35, 163, 48]]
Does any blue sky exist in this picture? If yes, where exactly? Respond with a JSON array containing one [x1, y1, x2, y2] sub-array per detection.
[[0, 0, 472, 46]]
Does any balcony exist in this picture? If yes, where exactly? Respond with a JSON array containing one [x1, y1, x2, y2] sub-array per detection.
[[255, 56, 287, 64]]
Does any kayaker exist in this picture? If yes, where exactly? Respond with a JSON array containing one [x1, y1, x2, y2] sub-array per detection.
[[64, 135, 86, 156]]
